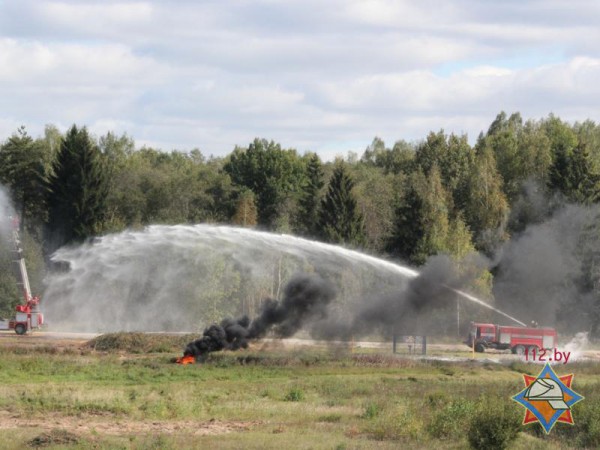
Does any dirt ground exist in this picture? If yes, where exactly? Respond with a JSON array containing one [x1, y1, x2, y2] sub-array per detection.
[[0, 410, 259, 436]]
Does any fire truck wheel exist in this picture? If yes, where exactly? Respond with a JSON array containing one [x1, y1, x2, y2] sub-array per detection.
[[474, 343, 485, 353], [14, 324, 26, 335], [528, 345, 538, 354], [514, 345, 525, 355]]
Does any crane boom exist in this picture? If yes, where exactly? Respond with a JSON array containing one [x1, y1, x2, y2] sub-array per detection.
[[11, 219, 33, 302]]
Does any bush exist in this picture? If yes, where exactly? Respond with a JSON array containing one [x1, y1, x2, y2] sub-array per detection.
[[284, 387, 304, 402], [550, 400, 600, 448], [429, 398, 475, 439], [467, 399, 520, 450], [362, 402, 381, 419], [364, 407, 423, 441]]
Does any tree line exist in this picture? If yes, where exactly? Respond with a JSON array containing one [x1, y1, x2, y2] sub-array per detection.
[[1, 112, 600, 334]]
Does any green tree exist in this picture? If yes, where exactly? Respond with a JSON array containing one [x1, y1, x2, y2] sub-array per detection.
[[387, 179, 424, 262], [517, 119, 552, 186], [0, 127, 49, 231], [352, 162, 398, 251], [224, 138, 306, 227], [362, 138, 415, 175], [574, 120, 600, 172], [482, 112, 553, 201], [567, 143, 600, 203], [414, 131, 473, 214], [296, 153, 324, 236], [98, 132, 136, 231], [546, 115, 578, 195], [317, 162, 365, 246], [387, 166, 458, 265], [545, 116, 600, 203], [104, 147, 236, 227], [479, 112, 522, 200], [415, 130, 447, 176], [412, 165, 450, 264], [46, 125, 109, 250], [464, 146, 509, 253], [232, 190, 258, 227]]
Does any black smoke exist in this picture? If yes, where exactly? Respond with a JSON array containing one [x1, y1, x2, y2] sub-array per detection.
[[313, 254, 488, 340], [183, 273, 336, 357], [493, 203, 600, 332], [182, 257, 486, 358]]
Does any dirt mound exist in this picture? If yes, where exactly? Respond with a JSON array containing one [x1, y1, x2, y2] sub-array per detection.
[[87, 332, 196, 353], [28, 429, 79, 447]]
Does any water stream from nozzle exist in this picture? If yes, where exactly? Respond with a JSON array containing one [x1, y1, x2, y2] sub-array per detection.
[[44, 224, 525, 331]]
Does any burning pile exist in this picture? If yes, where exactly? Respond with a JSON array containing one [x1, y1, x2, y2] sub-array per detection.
[[178, 273, 335, 363]]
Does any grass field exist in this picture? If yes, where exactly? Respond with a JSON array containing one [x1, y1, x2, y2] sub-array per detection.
[[0, 334, 599, 449]]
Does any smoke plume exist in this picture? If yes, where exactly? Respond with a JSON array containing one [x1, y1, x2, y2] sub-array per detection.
[[182, 256, 487, 357], [492, 201, 600, 332], [183, 273, 336, 357], [0, 186, 17, 238]]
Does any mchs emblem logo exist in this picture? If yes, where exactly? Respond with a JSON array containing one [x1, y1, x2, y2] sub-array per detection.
[[512, 363, 584, 433]]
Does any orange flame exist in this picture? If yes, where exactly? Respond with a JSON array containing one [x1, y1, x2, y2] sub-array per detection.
[[175, 355, 196, 365]]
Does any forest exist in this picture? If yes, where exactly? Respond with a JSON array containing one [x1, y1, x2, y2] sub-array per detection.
[[1, 111, 600, 337]]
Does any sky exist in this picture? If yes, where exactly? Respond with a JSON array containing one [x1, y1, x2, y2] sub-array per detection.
[[1, 0, 599, 160]]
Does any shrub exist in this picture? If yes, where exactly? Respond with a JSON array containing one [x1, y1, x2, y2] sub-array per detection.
[[364, 407, 423, 441], [284, 387, 304, 402], [319, 413, 343, 423], [429, 398, 475, 439], [362, 402, 380, 419], [550, 400, 600, 448], [467, 399, 520, 450]]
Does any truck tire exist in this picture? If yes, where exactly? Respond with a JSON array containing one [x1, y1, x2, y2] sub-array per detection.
[[475, 343, 485, 353], [528, 346, 538, 355], [514, 345, 525, 355], [14, 323, 26, 335]]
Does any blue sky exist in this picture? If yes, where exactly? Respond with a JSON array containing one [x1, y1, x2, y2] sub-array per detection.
[[1, 0, 599, 159]]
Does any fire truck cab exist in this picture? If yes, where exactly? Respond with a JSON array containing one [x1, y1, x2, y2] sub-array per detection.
[[466, 322, 557, 354]]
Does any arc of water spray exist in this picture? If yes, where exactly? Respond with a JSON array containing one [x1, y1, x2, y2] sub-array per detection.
[[203, 226, 527, 327], [46, 225, 527, 330], [336, 252, 527, 327]]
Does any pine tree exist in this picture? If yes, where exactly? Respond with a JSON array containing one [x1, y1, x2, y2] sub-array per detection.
[[569, 144, 600, 203], [46, 125, 109, 251], [386, 181, 424, 262], [317, 162, 365, 246], [297, 153, 324, 236], [544, 115, 600, 204], [388, 167, 451, 264], [0, 127, 48, 231]]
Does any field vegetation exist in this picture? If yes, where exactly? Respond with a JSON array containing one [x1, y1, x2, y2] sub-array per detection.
[[0, 333, 598, 449]]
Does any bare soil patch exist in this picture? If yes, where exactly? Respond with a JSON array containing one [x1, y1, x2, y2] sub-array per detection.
[[0, 411, 259, 437]]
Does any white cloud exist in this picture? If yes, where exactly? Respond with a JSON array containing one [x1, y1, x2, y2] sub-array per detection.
[[0, 0, 599, 157], [40, 1, 154, 24]]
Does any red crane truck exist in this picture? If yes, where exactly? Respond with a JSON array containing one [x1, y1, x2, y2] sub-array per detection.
[[0, 216, 43, 335], [466, 322, 557, 354]]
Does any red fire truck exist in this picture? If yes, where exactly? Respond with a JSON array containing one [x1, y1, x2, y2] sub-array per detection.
[[466, 322, 557, 354], [0, 216, 43, 334]]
